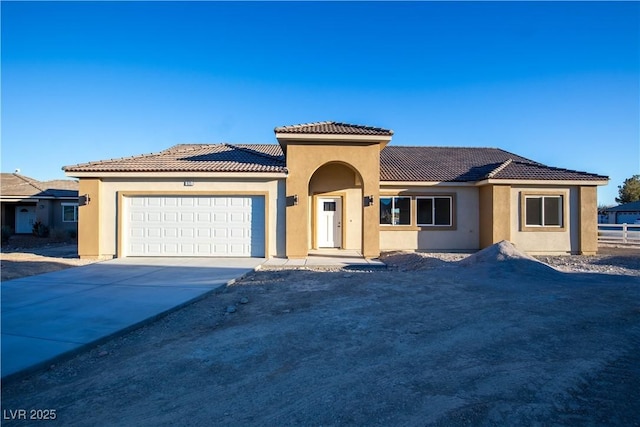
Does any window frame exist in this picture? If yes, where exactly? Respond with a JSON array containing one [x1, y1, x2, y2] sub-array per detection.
[[520, 192, 567, 232], [62, 203, 79, 223], [379, 196, 412, 226], [379, 193, 457, 231], [416, 196, 453, 227]]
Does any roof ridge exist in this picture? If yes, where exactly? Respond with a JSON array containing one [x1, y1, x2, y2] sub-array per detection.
[[162, 143, 225, 154], [274, 121, 393, 135], [13, 173, 45, 192], [486, 158, 513, 179], [225, 143, 285, 162], [495, 148, 541, 165], [275, 121, 333, 130], [386, 145, 505, 149]]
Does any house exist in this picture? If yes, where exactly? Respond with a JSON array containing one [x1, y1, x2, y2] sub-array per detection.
[[600, 201, 640, 224], [1, 173, 79, 235], [63, 121, 608, 259]]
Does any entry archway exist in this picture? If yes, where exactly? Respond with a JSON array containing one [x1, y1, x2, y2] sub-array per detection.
[[308, 162, 363, 250]]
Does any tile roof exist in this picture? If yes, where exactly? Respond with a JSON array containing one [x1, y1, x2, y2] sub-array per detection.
[[381, 146, 535, 181], [63, 144, 287, 173], [488, 160, 608, 181], [275, 121, 393, 136], [380, 146, 607, 182], [1, 173, 78, 198], [63, 143, 607, 182], [604, 201, 640, 212]]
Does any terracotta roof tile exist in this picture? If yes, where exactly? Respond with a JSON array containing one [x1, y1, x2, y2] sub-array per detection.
[[275, 121, 393, 136], [490, 161, 608, 181], [381, 146, 540, 181], [1, 173, 78, 198], [63, 143, 607, 182], [63, 144, 287, 173]]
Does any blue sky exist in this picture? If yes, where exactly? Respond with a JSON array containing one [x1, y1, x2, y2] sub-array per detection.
[[2, 1, 638, 205]]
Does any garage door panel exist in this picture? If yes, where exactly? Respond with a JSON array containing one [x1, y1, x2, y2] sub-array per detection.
[[164, 228, 178, 238], [147, 243, 162, 254], [125, 196, 264, 257], [164, 243, 178, 254], [147, 228, 161, 238]]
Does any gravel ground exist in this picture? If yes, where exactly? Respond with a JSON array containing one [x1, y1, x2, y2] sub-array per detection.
[[381, 244, 639, 277], [2, 242, 639, 426]]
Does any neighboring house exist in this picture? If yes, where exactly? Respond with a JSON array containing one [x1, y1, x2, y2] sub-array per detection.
[[63, 121, 608, 259], [600, 201, 640, 224], [1, 173, 79, 235]]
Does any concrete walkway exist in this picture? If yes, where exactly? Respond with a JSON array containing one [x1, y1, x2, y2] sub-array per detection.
[[1, 257, 263, 381], [263, 249, 386, 268]]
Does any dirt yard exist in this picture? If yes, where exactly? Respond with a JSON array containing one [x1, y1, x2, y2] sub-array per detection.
[[1, 235, 97, 281], [1, 242, 639, 426]]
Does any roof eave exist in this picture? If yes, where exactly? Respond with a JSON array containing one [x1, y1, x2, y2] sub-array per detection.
[[380, 181, 477, 187], [275, 132, 392, 143], [475, 178, 610, 186], [64, 171, 288, 179]]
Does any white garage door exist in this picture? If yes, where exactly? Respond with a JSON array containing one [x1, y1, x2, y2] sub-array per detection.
[[125, 196, 265, 257]]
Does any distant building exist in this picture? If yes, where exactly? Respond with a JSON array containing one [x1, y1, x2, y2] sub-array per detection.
[[600, 201, 640, 224], [1, 173, 79, 234]]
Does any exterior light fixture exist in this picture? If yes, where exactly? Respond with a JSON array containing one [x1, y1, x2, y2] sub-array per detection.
[[364, 195, 374, 206], [286, 195, 298, 207]]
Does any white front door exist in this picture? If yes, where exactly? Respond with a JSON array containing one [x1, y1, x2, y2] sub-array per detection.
[[317, 197, 342, 248], [15, 206, 36, 233]]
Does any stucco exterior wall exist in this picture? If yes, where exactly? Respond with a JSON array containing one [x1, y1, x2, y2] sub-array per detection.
[[78, 179, 101, 258], [95, 177, 285, 258], [379, 186, 479, 251], [283, 142, 381, 258], [478, 184, 511, 248], [509, 186, 579, 254]]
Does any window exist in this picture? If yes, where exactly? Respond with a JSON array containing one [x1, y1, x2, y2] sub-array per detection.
[[62, 203, 78, 222], [417, 197, 452, 226], [323, 202, 336, 212], [524, 195, 562, 227], [380, 197, 411, 225]]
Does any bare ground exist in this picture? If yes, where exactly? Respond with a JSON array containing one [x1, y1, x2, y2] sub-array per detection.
[[1, 235, 97, 281], [1, 243, 639, 426]]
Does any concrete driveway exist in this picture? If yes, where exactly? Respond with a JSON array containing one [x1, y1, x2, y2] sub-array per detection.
[[1, 257, 263, 381]]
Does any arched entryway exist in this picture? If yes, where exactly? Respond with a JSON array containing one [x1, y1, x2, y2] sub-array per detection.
[[308, 162, 363, 251]]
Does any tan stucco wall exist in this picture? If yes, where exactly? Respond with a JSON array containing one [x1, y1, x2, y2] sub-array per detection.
[[379, 185, 479, 251], [510, 186, 578, 254], [89, 178, 285, 258], [283, 143, 381, 258], [478, 184, 511, 248], [78, 178, 102, 259], [579, 186, 598, 255]]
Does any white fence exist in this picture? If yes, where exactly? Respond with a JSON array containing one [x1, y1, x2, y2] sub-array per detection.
[[598, 223, 640, 245]]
